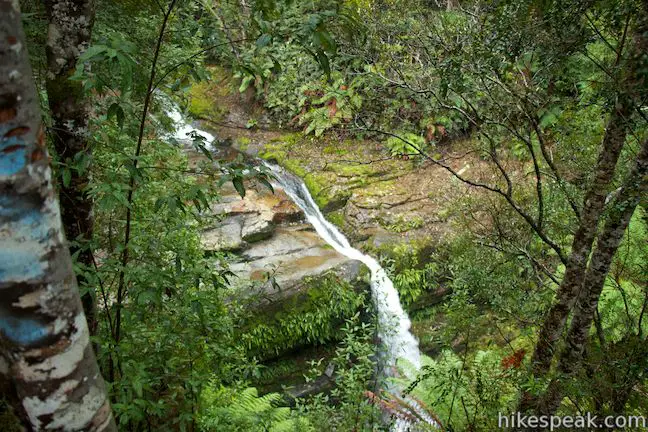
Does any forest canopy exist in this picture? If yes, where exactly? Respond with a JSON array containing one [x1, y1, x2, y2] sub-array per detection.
[[0, 0, 646, 430]]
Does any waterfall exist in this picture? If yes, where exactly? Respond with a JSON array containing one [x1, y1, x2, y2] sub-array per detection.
[[162, 97, 217, 147], [264, 164, 442, 431], [262, 163, 421, 370], [164, 100, 438, 430]]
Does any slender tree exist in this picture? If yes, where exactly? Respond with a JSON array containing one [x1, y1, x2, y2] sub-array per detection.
[[518, 5, 648, 415], [0, 1, 115, 429], [536, 138, 648, 416], [43, 0, 98, 336]]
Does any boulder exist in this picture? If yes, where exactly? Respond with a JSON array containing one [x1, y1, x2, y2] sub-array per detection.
[[241, 215, 275, 242], [201, 216, 244, 252]]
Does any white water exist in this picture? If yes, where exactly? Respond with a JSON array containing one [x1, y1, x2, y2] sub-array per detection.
[[164, 101, 437, 430], [266, 166, 442, 431], [262, 163, 421, 370], [164, 101, 216, 147]]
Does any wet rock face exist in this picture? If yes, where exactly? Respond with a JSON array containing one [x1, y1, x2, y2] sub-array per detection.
[[200, 181, 299, 252], [200, 179, 366, 301]]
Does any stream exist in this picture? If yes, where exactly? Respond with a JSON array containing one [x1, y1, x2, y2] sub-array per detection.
[[165, 101, 437, 430]]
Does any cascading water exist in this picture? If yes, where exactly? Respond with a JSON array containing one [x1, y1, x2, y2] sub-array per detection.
[[161, 97, 217, 146], [164, 100, 437, 430], [264, 164, 440, 432], [262, 163, 421, 370]]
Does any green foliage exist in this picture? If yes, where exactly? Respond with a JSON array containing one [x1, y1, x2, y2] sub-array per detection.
[[298, 76, 362, 136], [23, 0, 648, 429], [598, 208, 648, 341], [199, 386, 313, 432], [0, 401, 21, 432], [298, 314, 384, 432], [239, 274, 366, 359], [398, 350, 521, 431], [88, 116, 242, 429], [377, 240, 439, 307], [385, 133, 427, 157]]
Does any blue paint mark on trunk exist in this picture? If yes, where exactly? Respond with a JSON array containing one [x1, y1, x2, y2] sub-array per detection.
[[0, 316, 49, 345], [0, 249, 45, 281], [0, 197, 50, 281], [0, 146, 27, 176]]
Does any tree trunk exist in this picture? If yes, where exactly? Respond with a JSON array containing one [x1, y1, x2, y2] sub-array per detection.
[[0, 2, 115, 430], [43, 0, 97, 336], [536, 138, 648, 416], [517, 96, 632, 414], [517, 9, 648, 413]]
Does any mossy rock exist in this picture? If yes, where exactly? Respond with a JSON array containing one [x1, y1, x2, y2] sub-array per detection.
[[186, 66, 234, 123], [188, 81, 228, 123], [235, 136, 252, 151]]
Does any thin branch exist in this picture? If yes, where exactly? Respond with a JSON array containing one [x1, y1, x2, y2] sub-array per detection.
[[353, 123, 568, 264], [115, 0, 178, 361], [91, 251, 115, 340], [151, 39, 252, 92]]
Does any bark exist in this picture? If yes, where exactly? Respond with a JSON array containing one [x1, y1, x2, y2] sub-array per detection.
[[537, 138, 648, 416], [0, 2, 116, 430], [517, 10, 648, 413], [43, 0, 97, 336]]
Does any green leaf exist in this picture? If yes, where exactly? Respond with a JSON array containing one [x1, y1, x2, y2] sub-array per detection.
[[313, 29, 336, 54], [239, 75, 254, 93], [258, 175, 274, 193], [256, 34, 272, 48], [107, 103, 125, 129], [62, 168, 71, 188], [232, 177, 246, 198], [175, 255, 182, 275], [315, 50, 330, 78], [79, 45, 107, 62]]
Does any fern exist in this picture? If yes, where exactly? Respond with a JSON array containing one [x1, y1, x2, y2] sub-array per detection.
[[198, 384, 313, 432]]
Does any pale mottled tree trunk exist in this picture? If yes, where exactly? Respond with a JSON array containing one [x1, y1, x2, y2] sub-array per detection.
[[536, 139, 648, 416], [0, 2, 115, 430], [43, 0, 97, 336]]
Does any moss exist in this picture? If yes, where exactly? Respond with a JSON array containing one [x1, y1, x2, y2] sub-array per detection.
[[258, 141, 288, 163], [186, 66, 234, 123], [258, 134, 303, 165], [284, 159, 308, 178], [267, 132, 303, 148], [328, 162, 377, 178], [188, 81, 227, 123], [326, 210, 346, 228], [303, 173, 327, 200], [259, 133, 360, 211], [322, 144, 349, 156], [235, 136, 251, 151]]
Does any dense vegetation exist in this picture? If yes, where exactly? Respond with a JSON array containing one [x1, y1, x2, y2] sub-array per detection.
[[1, 0, 646, 430]]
